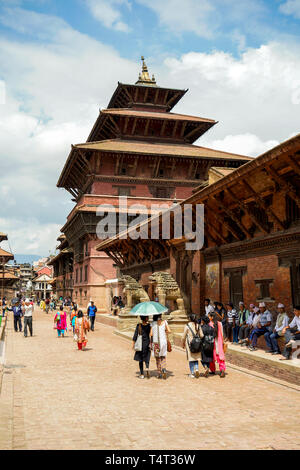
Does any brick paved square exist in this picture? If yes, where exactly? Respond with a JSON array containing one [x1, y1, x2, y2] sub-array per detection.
[[0, 309, 299, 450]]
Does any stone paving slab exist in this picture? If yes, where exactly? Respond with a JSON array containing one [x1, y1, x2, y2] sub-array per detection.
[[0, 308, 299, 450]]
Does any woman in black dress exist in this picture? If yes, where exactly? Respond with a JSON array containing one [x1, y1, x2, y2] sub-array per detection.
[[200, 316, 216, 377], [132, 316, 151, 379]]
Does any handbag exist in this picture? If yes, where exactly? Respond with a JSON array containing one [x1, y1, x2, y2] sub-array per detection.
[[153, 322, 160, 357], [134, 324, 143, 352], [153, 342, 160, 357], [223, 342, 228, 353], [165, 322, 172, 352]]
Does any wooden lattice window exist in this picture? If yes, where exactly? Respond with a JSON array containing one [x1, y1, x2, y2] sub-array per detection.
[[118, 186, 131, 196], [255, 279, 274, 301], [286, 195, 300, 225]]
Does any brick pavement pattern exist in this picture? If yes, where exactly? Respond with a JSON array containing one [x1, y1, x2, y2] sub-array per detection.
[[0, 308, 299, 450]]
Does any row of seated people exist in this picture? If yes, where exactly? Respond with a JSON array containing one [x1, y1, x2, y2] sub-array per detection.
[[204, 299, 300, 360]]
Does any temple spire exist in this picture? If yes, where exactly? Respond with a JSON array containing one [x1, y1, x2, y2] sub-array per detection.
[[135, 56, 157, 86]]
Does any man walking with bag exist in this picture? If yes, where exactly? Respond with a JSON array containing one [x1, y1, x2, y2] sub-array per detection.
[[22, 298, 34, 337]]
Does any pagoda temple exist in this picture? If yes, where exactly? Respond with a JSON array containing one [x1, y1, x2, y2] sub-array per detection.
[[55, 57, 251, 310]]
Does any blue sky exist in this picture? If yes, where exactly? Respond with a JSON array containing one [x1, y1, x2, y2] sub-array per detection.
[[1, 1, 300, 60], [0, 0, 300, 255]]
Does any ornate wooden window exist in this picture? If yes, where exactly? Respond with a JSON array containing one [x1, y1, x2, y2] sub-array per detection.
[[224, 267, 247, 308], [279, 255, 300, 305], [255, 279, 274, 302], [118, 186, 131, 196], [291, 263, 300, 306], [286, 195, 300, 225], [80, 267, 83, 283], [149, 186, 175, 199], [84, 265, 88, 283]]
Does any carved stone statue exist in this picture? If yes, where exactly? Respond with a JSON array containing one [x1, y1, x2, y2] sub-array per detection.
[[117, 275, 150, 331], [149, 272, 188, 341]]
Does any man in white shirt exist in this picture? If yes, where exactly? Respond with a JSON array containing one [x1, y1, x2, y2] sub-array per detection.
[[248, 302, 272, 351], [264, 303, 289, 355], [22, 298, 34, 338], [280, 306, 300, 360], [205, 299, 214, 317]]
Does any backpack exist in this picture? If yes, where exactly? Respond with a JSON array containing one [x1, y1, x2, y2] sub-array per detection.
[[202, 333, 215, 351], [187, 324, 202, 353]]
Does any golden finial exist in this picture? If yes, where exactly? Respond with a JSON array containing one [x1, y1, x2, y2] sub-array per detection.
[[136, 56, 157, 86]]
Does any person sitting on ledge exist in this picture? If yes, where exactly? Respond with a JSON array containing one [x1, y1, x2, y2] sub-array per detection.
[[279, 306, 300, 361], [248, 302, 272, 351], [264, 303, 289, 355], [239, 303, 255, 345]]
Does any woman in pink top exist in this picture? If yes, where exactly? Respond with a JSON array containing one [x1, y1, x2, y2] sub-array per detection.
[[208, 312, 226, 378], [54, 305, 67, 338]]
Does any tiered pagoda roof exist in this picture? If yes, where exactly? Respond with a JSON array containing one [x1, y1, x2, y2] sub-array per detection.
[[57, 57, 251, 198]]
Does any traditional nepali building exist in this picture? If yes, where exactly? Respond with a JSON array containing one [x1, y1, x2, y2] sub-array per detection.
[[48, 234, 74, 300], [32, 265, 53, 301], [56, 57, 251, 310], [96, 133, 300, 315], [0, 233, 16, 301]]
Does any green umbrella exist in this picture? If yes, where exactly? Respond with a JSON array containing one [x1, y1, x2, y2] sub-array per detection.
[[130, 301, 168, 316]]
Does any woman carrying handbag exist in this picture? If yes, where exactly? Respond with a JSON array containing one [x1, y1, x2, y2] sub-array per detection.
[[151, 314, 171, 380], [132, 316, 151, 379]]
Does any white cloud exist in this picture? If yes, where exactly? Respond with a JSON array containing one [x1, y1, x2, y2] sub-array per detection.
[[136, 0, 267, 40], [200, 133, 279, 157], [136, 0, 215, 38], [0, 217, 61, 255], [85, 0, 131, 32], [0, 7, 137, 254], [161, 42, 300, 153], [280, 0, 300, 19]]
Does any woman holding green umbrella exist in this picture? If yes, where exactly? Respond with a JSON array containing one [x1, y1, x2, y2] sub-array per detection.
[[130, 301, 171, 380]]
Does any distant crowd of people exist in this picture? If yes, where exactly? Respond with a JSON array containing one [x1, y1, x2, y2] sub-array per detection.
[[52, 298, 98, 350], [2, 295, 99, 351]]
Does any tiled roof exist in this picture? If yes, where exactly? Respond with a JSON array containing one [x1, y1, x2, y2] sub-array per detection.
[[75, 139, 252, 161], [2, 271, 18, 280], [101, 108, 216, 123], [48, 248, 73, 265], [210, 167, 237, 176], [0, 248, 14, 259], [95, 132, 300, 251]]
